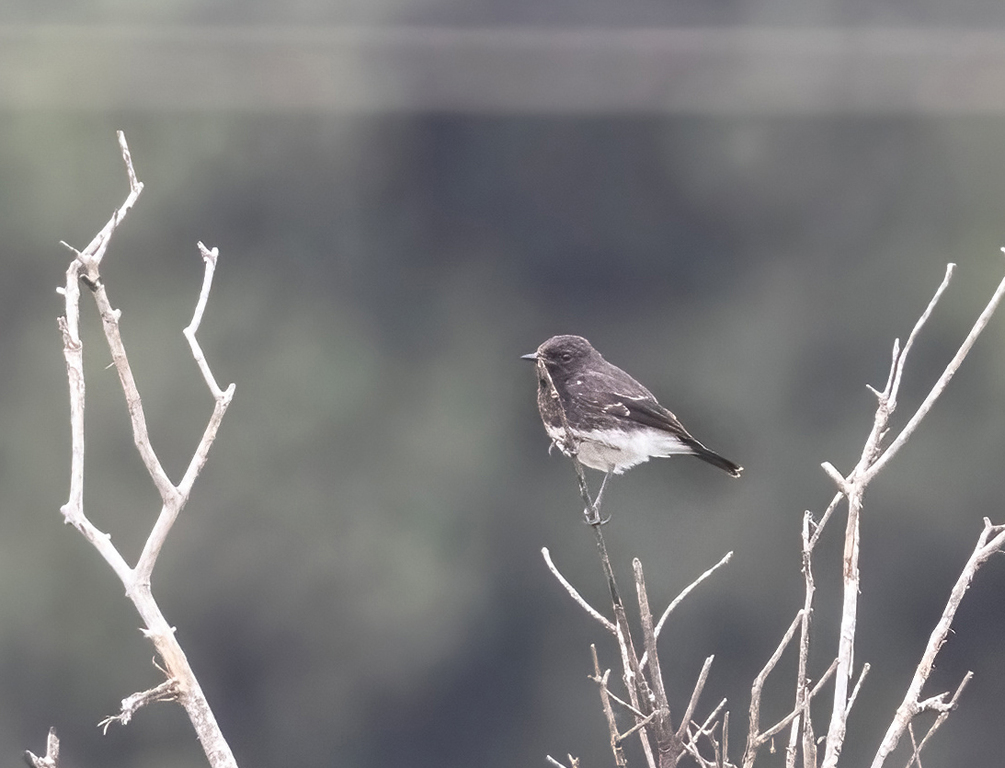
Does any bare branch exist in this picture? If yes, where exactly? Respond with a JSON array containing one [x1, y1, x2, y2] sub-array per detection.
[[864, 264, 1005, 483], [634, 559, 674, 751], [611, 619, 658, 768], [23, 728, 59, 768], [546, 756, 580, 768], [871, 521, 1005, 768], [89, 275, 178, 502], [694, 697, 728, 742], [787, 507, 833, 768], [591, 645, 627, 768], [134, 242, 236, 581], [600, 686, 648, 719], [750, 658, 839, 768], [821, 480, 862, 768], [184, 243, 227, 398], [679, 698, 729, 767], [60, 130, 144, 281], [51, 134, 240, 768], [676, 655, 715, 743], [56, 174, 135, 587], [888, 264, 955, 407], [807, 491, 843, 550], [99, 678, 182, 734], [643, 551, 733, 667], [904, 672, 972, 767], [820, 462, 851, 495], [743, 611, 804, 768], [619, 709, 661, 744], [845, 662, 870, 719], [905, 724, 922, 768], [542, 548, 615, 633], [723, 710, 731, 765], [821, 263, 989, 768]]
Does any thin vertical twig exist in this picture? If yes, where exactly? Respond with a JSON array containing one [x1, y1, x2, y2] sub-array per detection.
[[592, 645, 627, 768]]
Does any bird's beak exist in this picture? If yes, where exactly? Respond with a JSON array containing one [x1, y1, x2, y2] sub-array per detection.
[[520, 352, 538, 361]]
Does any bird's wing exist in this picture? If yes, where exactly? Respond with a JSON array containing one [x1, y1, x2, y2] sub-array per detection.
[[596, 391, 693, 439], [570, 367, 694, 439]]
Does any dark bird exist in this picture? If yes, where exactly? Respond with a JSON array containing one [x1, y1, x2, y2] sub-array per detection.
[[522, 335, 742, 480]]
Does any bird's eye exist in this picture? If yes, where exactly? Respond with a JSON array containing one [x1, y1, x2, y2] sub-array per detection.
[[560, 352, 572, 362]]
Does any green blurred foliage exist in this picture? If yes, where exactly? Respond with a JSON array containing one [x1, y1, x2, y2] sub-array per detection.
[[5, 17, 1005, 768]]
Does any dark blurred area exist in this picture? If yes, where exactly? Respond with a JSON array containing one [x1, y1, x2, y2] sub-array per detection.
[[5, 5, 1005, 768]]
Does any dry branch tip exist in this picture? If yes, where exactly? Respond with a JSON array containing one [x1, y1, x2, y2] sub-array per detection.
[[23, 728, 59, 768]]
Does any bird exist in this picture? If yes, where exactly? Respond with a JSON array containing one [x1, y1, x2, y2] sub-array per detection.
[[522, 335, 742, 483]]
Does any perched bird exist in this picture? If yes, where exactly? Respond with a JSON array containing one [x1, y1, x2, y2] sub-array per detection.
[[522, 335, 742, 480]]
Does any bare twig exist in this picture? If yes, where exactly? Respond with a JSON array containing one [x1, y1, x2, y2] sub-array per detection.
[[641, 550, 733, 670], [871, 521, 1005, 768], [743, 611, 803, 768], [786, 512, 817, 768], [58, 131, 144, 281], [863, 263, 1005, 483], [543, 548, 616, 634], [614, 618, 658, 768], [602, 687, 648, 719], [722, 711, 730, 767], [845, 662, 870, 720], [793, 491, 840, 768], [748, 658, 838, 768], [680, 697, 729, 766], [99, 677, 182, 733], [807, 492, 843, 550], [676, 656, 715, 744], [620, 710, 662, 743], [130, 240, 236, 583], [905, 671, 972, 767], [695, 697, 728, 741], [635, 558, 677, 762], [592, 645, 627, 767], [134, 241, 235, 582], [546, 755, 580, 768], [23, 728, 59, 768]]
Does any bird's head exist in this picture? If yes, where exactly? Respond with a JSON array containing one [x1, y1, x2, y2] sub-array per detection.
[[521, 335, 599, 379]]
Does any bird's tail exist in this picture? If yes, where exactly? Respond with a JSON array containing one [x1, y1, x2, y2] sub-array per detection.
[[691, 444, 743, 478]]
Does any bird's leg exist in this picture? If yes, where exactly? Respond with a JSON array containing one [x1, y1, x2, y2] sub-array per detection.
[[595, 471, 612, 508], [583, 471, 613, 526]]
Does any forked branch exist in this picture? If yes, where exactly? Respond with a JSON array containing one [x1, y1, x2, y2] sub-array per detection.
[[870, 521, 1005, 767], [47, 132, 239, 768], [817, 261, 1005, 768]]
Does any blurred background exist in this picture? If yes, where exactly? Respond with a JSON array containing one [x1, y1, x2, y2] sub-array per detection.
[[5, 3, 1005, 767]]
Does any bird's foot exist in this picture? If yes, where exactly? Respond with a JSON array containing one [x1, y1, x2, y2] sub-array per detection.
[[583, 507, 610, 526]]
